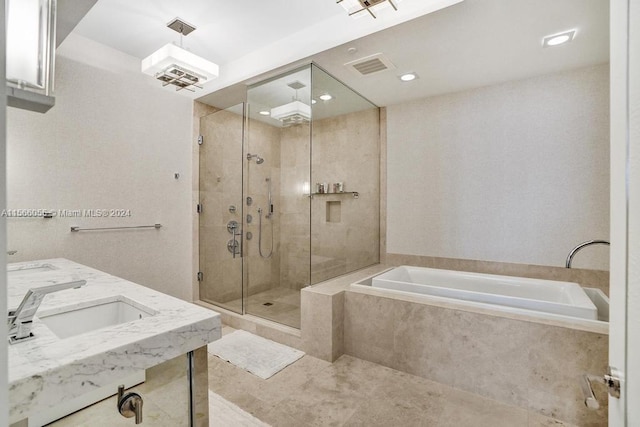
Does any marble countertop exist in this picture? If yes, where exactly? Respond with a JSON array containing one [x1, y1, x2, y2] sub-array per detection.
[[7, 258, 221, 423]]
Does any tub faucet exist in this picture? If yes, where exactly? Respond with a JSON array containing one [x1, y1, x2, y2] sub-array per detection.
[[566, 240, 610, 268], [7, 279, 87, 344]]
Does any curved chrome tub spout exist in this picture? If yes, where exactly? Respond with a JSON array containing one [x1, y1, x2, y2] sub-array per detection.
[[566, 240, 610, 268]]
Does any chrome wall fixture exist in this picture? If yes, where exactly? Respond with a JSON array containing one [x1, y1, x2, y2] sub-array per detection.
[[227, 220, 241, 258], [246, 153, 264, 164], [6, 0, 57, 112], [117, 385, 143, 424], [70, 224, 162, 232], [565, 239, 610, 268]]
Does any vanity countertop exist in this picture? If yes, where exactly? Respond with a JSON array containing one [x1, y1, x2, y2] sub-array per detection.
[[7, 258, 221, 423]]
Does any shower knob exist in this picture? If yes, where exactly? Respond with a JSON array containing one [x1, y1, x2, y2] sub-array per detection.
[[227, 220, 239, 234], [247, 214, 253, 224]]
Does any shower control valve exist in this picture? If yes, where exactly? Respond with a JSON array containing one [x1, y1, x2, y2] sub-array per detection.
[[227, 220, 239, 234]]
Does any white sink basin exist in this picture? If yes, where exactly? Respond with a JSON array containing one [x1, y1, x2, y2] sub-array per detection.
[[38, 297, 156, 339], [7, 264, 56, 277]]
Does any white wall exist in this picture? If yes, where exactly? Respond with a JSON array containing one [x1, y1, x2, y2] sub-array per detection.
[[387, 64, 610, 269], [1, 0, 7, 424], [626, 0, 640, 423], [6, 34, 194, 301]]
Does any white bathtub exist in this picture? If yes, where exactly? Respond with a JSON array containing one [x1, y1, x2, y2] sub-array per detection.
[[371, 266, 598, 320]]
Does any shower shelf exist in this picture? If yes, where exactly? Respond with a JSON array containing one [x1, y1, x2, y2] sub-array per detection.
[[308, 191, 359, 199]]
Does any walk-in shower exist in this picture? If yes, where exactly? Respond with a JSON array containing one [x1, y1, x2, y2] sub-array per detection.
[[198, 64, 380, 328]]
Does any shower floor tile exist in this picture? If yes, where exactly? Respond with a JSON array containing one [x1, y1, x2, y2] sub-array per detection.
[[226, 287, 301, 329]]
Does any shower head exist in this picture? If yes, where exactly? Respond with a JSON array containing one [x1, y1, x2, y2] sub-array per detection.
[[247, 153, 265, 164]]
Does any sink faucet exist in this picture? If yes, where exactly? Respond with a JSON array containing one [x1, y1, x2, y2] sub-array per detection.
[[566, 240, 610, 268], [7, 280, 87, 344]]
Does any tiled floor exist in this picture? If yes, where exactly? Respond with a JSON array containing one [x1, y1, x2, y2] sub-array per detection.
[[226, 287, 301, 328], [208, 327, 578, 427]]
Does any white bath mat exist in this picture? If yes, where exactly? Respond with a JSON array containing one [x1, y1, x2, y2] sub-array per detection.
[[207, 330, 305, 379], [209, 390, 271, 427]]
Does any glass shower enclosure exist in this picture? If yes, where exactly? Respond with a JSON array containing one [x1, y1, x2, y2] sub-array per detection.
[[199, 64, 380, 328]]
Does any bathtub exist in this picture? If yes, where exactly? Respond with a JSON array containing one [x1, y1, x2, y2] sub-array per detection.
[[371, 266, 598, 320]]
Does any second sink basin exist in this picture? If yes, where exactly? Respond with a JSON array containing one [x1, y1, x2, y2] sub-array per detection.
[[7, 264, 57, 277], [38, 297, 156, 339]]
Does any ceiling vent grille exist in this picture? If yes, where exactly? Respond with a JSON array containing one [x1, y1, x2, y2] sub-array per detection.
[[344, 53, 396, 76]]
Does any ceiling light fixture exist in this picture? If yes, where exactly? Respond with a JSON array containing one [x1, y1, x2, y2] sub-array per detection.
[[399, 72, 418, 82], [259, 111, 270, 116], [270, 81, 311, 126], [141, 18, 219, 92], [542, 30, 576, 47], [337, 0, 400, 19], [319, 94, 333, 101]]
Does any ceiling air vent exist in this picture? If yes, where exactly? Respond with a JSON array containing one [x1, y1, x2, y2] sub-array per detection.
[[344, 53, 396, 76]]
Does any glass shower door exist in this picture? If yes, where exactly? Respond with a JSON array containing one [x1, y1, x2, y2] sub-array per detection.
[[199, 104, 244, 313], [244, 66, 312, 328]]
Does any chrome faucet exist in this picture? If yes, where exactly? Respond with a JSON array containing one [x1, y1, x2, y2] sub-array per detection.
[[7, 280, 87, 344], [566, 240, 610, 268]]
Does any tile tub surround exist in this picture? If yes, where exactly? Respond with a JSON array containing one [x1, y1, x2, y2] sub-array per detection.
[[8, 258, 221, 424], [344, 288, 609, 426]]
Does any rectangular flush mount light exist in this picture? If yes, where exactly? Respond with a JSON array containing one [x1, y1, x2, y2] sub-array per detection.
[[270, 101, 311, 125], [337, 0, 401, 18], [141, 43, 219, 90]]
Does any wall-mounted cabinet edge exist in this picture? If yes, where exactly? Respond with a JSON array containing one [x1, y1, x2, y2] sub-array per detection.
[[7, 86, 55, 114]]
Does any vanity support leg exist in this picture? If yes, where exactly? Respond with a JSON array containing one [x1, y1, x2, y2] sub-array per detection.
[[186, 346, 209, 427]]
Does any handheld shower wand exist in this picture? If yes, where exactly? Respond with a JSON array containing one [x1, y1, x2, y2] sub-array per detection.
[[266, 177, 273, 218]]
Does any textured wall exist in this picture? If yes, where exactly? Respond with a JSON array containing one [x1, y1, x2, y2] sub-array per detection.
[[6, 34, 194, 300], [310, 108, 381, 284], [387, 64, 610, 270]]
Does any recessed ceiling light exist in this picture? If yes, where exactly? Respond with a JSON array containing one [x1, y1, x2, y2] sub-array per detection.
[[319, 94, 332, 101], [542, 30, 576, 47], [259, 111, 270, 116], [311, 99, 317, 104], [399, 72, 418, 82]]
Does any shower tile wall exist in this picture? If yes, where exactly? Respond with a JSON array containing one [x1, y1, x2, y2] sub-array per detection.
[[310, 108, 380, 284]]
